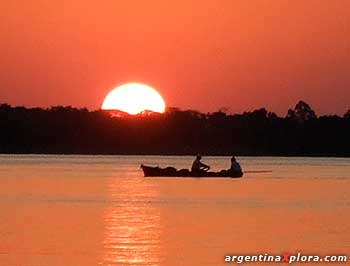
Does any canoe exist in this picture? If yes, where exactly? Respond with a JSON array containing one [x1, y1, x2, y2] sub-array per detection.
[[140, 164, 243, 178]]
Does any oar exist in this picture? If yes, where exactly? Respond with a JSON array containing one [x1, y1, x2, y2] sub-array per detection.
[[244, 170, 272, 174]]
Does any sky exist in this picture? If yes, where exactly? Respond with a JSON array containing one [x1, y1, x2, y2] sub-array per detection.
[[0, 0, 349, 115]]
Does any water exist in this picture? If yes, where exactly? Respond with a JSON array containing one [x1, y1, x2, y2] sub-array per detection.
[[0, 155, 350, 266]]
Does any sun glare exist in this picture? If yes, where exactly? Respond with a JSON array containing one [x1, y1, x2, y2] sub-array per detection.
[[101, 83, 166, 115]]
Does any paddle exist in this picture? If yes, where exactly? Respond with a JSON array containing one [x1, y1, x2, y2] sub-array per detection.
[[243, 170, 272, 174]]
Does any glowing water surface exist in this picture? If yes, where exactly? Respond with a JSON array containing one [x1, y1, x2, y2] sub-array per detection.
[[0, 155, 350, 266]]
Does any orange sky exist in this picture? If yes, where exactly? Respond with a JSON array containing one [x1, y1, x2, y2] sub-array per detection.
[[0, 0, 349, 115]]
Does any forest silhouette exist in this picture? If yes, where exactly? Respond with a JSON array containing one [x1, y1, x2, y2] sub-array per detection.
[[0, 101, 349, 156]]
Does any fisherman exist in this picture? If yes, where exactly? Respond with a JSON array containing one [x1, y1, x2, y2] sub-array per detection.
[[230, 156, 242, 174], [191, 154, 210, 174]]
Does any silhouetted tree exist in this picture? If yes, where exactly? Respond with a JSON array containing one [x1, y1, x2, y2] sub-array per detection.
[[344, 109, 350, 119], [0, 102, 349, 156], [287, 100, 317, 122]]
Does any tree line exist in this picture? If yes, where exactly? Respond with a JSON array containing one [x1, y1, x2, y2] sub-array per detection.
[[0, 101, 349, 156]]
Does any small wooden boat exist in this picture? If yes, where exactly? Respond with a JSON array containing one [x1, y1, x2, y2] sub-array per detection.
[[140, 164, 243, 178]]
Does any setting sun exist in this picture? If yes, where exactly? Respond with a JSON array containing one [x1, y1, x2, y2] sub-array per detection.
[[101, 83, 166, 115]]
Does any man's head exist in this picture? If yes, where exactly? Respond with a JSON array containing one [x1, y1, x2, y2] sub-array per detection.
[[231, 156, 236, 162], [196, 154, 202, 160]]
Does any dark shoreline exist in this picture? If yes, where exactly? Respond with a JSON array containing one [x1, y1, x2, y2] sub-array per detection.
[[1, 102, 350, 157], [1, 153, 349, 158]]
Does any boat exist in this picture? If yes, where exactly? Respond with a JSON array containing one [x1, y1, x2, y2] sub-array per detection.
[[140, 164, 243, 178]]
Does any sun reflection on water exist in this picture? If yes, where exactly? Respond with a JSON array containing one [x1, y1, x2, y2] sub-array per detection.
[[101, 177, 162, 266]]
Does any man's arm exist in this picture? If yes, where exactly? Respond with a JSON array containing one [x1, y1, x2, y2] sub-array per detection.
[[199, 161, 210, 169]]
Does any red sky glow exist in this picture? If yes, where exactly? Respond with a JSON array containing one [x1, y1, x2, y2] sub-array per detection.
[[0, 1, 349, 115]]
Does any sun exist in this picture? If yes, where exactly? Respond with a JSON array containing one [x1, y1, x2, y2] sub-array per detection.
[[101, 83, 166, 115]]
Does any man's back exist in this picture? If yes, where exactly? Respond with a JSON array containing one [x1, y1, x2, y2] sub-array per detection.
[[191, 159, 201, 172], [231, 161, 242, 173]]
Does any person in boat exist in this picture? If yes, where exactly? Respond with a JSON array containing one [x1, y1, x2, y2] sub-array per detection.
[[229, 156, 242, 174], [191, 154, 210, 174]]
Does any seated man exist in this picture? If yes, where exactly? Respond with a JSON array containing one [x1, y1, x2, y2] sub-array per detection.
[[191, 154, 210, 174], [230, 156, 242, 173]]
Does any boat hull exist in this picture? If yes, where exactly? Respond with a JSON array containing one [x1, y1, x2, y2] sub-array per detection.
[[140, 165, 243, 178]]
